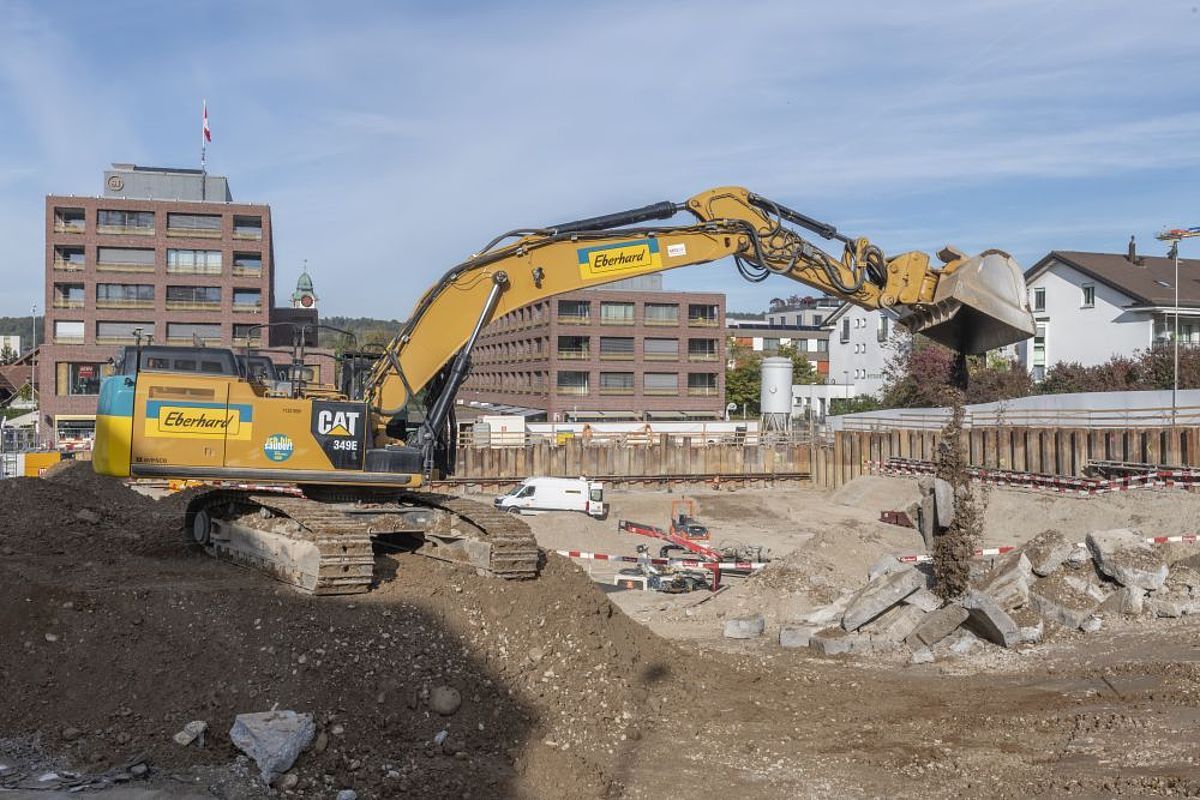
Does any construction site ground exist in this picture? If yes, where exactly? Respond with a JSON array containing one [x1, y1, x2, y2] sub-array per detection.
[[2, 463, 1200, 798]]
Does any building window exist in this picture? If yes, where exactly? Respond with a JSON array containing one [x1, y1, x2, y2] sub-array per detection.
[[167, 213, 222, 236], [687, 304, 719, 326], [97, 284, 154, 308], [56, 362, 104, 396], [763, 337, 780, 354], [556, 335, 589, 359], [643, 372, 678, 395], [840, 318, 850, 343], [1081, 284, 1095, 308], [687, 339, 717, 361], [167, 322, 222, 342], [599, 371, 635, 394], [1033, 287, 1046, 312], [53, 207, 85, 233], [96, 321, 154, 343], [644, 303, 679, 326], [166, 286, 221, 309], [53, 320, 84, 343], [815, 339, 828, 353], [1032, 323, 1047, 381], [97, 247, 156, 272], [687, 373, 719, 395], [97, 209, 154, 234], [232, 252, 263, 276], [877, 316, 889, 342], [556, 370, 589, 395], [558, 299, 590, 323], [813, 315, 823, 327], [233, 288, 262, 311], [167, 249, 222, 274], [644, 337, 679, 360], [233, 323, 262, 343], [599, 336, 635, 359], [599, 302, 635, 325], [52, 283, 85, 309], [232, 215, 263, 240], [53, 246, 85, 270]]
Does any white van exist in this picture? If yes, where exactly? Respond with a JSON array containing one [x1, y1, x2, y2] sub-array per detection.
[[494, 477, 606, 518]]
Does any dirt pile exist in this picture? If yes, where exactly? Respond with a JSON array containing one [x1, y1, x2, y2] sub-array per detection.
[[0, 469, 705, 799]]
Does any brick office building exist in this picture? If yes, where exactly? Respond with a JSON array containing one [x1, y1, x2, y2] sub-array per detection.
[[40, 163, 329, 444], [459, 276, 726, 421]]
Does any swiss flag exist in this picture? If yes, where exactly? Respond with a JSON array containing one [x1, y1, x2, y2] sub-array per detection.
[[203, 100, 212, 143]]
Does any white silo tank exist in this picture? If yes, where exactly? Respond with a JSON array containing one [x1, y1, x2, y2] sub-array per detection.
[[760, 357, 793, 432]]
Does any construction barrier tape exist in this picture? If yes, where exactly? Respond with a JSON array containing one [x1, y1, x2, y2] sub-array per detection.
[[554, 549, 767, 571], [868, 458, 1200, 496], [894, 534, 1199, 565]]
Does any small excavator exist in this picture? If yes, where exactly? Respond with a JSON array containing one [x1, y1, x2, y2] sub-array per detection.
[[93, 186, 1035, 594]]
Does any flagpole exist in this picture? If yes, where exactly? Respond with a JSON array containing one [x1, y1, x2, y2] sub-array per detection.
[[201, 99, 207, 201]]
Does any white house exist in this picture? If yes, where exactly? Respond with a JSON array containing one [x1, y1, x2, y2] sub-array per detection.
[[1019, 247, 1200, 379], [824, 303, 903, 398]]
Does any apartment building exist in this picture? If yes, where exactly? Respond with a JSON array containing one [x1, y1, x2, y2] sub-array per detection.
[[460, 277, 726, 421], [40, 163, 275, 442]]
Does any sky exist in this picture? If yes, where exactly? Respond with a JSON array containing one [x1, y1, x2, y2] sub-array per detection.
[[1, 0, 1198, 319]]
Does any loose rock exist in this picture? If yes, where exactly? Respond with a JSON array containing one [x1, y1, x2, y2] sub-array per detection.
[[841, 566, 924, 631], [1023, 530, 1075, 577], [905, 603, 969, 649], [961, 590, 1020, 648], [778, 625, 818, 649], [1086, 529, 1168, 591], [429, 685, 462, 716], [229, 710, 315, 784]]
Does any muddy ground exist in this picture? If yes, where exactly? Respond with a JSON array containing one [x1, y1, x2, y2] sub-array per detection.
[[1, 465, 1199, 798]]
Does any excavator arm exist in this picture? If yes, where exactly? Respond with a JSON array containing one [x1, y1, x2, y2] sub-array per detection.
[[365, 186, 1034, 468]]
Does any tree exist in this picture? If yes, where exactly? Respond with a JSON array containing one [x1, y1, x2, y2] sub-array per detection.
[[725, 342, 762, 415], [777, 342, 819, 385], [0, 345, 15, 365]]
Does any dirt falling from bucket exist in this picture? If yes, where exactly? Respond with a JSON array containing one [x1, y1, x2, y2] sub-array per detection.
[[931, 389, 984, 600]]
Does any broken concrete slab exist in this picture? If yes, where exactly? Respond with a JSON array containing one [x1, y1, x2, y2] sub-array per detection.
[[1029, 573, 1104, 630], [1063, 573, 1110, 604], [809, 627, 871, 656], [961, 590, 1020, 648], [905, 604, 969, 650], [723, 615, 765, 639], [861, 603, 926, 645], [867, 555, 903, 582], [779, 625, 819, 649], [1010, 606, 1044, 644], [1066, 547, 1090, 567], [1147, 596, 1187, 618], [229, 710, 316, 785], [1086, 529, 1168, 591], [799, 592, 854, 627], [1022, 529, 1075, 577], [933, 477, 955, 528], [976, 551, 1032, 612], [916, 494, 937, 550], [909, 647, 935, 664], [1098, 585, 1145, 616], [841, 566, 925, 631], [902, 587, 943, 613], [948, 629, 979, 656]]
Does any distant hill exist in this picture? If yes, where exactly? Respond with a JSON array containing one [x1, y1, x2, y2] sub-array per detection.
[[0, 316, 42, 350], [318, 315, 404, 349]]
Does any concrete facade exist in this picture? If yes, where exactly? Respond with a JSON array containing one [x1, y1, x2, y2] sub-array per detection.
[[825, 302, 902, 398], [460, 288, 726, 421]]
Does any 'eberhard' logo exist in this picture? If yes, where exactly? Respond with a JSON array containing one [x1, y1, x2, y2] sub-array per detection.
[[157, 406, 240, 436], [578, 238, 662, 279]]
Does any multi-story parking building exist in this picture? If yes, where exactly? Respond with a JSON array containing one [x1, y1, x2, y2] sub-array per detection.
[[459, 276, 726, 421], [40, 163, 277, 442]]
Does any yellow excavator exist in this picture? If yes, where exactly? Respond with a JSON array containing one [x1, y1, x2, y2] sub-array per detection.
[[93, 186, 1034, 594]]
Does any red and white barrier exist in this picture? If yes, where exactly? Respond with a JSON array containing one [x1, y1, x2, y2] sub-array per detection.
[[869, 458, 1200, 497], [554, 549, 767, 571], [895, 534, 1199, 565]]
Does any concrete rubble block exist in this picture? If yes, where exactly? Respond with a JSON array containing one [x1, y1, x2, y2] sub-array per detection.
[[1065, 547, 1090, 567], [1080, 615, 1103, 633], [861, 603, 927, 645], [976, 551, 1033, 612], [867, 555, 903, 582], [1022, 529, 1075, 577], [1063, 574, 1111, 604], [1029, 573, 1104, 630], [1010, 606, 1044, 644], [723, 615, 765, 639], [948, 629, 979, 656], [779, 625, 819, 649], [799, 592, 854, 627], [917, 494, 937, 550], [229, 710, 316, 785], [917, 475, 935, 495], [841, 566, 925, 631], [904, 603, 969, 650], [1086, 529, 1168, 591], [1167, 565, 1200, 594], [1147, 596, 1187, 618], [933, 477, 956, 528], [809, 627, 871, 657], [1098, 586, 1145, 616], [902, 587, 943, 613], [961, 589, 1020, 648], [173, 720, 207, 747], [909, 647, 935, 665]]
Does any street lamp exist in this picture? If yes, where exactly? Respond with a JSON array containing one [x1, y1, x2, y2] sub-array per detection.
[[1170, 239, 1180, 428], [30, 303, 38, 442]]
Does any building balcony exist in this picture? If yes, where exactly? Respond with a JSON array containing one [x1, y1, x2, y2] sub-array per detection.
[[599, 318, 634, 326], [97, 224, 155, 236], [231, 266, 263, 278], [687, 317, 720, 327], [687, 387, 719, 396], [53, 223, 85, 234], [599, 386, 635, 395], [96, 299, 154, 310], [644, 352, 678, 361], [95, 335, 141, 345], [97, 262, 156, 273], [52, 259, 84, 271], [558, 315, 590, 325], [599, 353, 634, 361], [51, 300, 85, 309], [556, 349, 590, 360], [166, 226, 222, 238], [232, 302, 263, 313], [556, 385, 590, 396], [687, 353, 719, 361], [167, 265, 222, 276], [644, 388, 679, 396], [232, 230, 263, 241], [166, 300, 221, 311], [54, 335, 84, 344], [644, 318, 678, 327]]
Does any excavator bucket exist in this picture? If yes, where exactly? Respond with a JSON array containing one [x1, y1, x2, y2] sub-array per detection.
[[900, 250, 1036, 354]]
